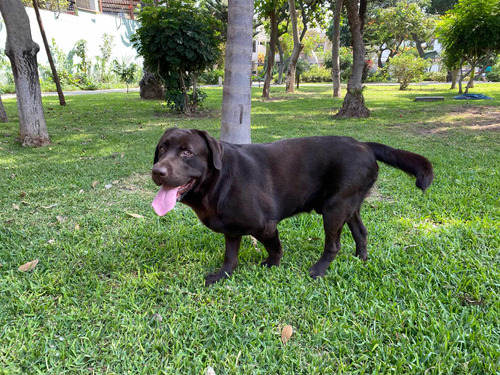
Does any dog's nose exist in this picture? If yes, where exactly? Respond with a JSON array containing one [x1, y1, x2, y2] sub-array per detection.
[[152, 166, 167, 177]]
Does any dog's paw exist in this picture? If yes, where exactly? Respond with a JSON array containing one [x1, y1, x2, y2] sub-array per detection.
[[205, 272, 229, 286], [308, 264, 327, 279], [260, 258, 280, 268]]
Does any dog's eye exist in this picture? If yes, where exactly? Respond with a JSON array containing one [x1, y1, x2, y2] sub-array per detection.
[[158, 146, 166, 153], [181, 149, 193, 157]]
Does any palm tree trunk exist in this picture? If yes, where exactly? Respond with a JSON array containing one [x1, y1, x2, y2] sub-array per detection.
[[220, 0, 254, 144]]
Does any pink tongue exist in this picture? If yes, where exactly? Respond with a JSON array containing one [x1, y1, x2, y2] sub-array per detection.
[[152, 186, 179, 216]]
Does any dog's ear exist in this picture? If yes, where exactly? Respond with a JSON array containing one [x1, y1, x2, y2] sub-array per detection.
[[194, 130, 224, 170]]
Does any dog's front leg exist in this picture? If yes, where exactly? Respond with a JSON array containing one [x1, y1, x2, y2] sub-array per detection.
[[205, 235, 241, 286]]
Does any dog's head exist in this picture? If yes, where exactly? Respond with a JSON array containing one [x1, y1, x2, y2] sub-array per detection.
[[152, 128, 223, 204]]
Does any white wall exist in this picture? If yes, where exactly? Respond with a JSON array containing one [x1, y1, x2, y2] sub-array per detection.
[[0, 7, 140, 68]]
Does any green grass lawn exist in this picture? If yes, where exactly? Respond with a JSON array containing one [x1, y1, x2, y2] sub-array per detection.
[[1, 83, 499, 374]]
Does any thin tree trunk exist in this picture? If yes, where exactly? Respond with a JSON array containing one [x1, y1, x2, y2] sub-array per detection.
[[0, 95, 8, 123], [276, 39, 285, 84], [335, 0, 370, 118], [33, 0, 66, 106], [464, 65, 477, 94], [450, 68, 458, 90], [458, 63, 472, 94], [332, 0, 343, 98], [285, 0, 303, 93], [413, 37, 425, 57], [220, 0, 253, 144], [262, 9, 277, 99], [179, 69, 190, 113], [0, 0, 50, 146]]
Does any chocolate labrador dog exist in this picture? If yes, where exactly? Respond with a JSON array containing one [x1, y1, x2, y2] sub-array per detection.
[[151, 128, 433, 285]]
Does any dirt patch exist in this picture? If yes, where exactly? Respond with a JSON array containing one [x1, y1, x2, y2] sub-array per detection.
[[153, 108, 220, 119], [365, 186, 395, 204], [396, 105, 500, 135]]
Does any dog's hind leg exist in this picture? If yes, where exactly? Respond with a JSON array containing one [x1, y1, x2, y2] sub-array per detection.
[[347, 209, 368, 261], [255, 227, 283, 267], [309, 199, 347, 278]]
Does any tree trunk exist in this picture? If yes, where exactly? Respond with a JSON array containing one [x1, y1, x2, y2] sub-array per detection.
[[335, 0, 370, 118], [0, 0, 50, 146], [33, 0, 66, 106], [458, 63, 473, 94], [0, 95, 8, 123], [332, 0, 343, 98], [178, 69, 190, 114], [262, 9, 277, 99], [413, 37, 425, 57], [285, 0, 303, 93], [464, 66, 476, 94], [276, 39, 285, 84], [449, 68, 458, 89], [220, 0, 253, 144], [139, 70, 165, 100]]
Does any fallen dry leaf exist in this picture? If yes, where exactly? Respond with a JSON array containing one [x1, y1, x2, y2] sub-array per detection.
[[126, 212, 144, 219], [281, 325, 293, 344], [20, 192, 26, 198], [74, 224, 80, 231], [48, 239, 55, 245], [18, 258, 39, 272], [92, 181, 99, 188], [42, 203, 58, 209], [56, 215, 66, 223], [12, 203, 20, 210]]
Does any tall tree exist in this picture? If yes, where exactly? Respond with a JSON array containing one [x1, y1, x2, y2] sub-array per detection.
[[335, 0, 369, 118], [0, 0, 50, 146], [257, 0, 286, 99], [285, 0, 327, 93], [331, 0, 343, 98], [364, 3, 436, 67], [437, 0, 500, 94], [32, 0, 66, 106], [285, 0, 302, 93], [220, 0, 254, 144]]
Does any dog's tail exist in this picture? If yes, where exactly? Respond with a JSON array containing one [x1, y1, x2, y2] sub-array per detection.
[[364, 142, 434, 192]]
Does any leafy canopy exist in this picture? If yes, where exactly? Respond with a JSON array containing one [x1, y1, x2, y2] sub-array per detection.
[[437, 0, 500, 67]]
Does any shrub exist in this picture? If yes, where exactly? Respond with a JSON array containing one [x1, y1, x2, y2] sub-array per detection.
[[486, 61, 500, 82], [132, 1, 221, 113], [423, 71, 447, 82], [323, 47, 353, 81], [199, 69, 224, 85], [366, 68, 390, 82], [301, 65, 332, 83], [387, 54, 429, 90]]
